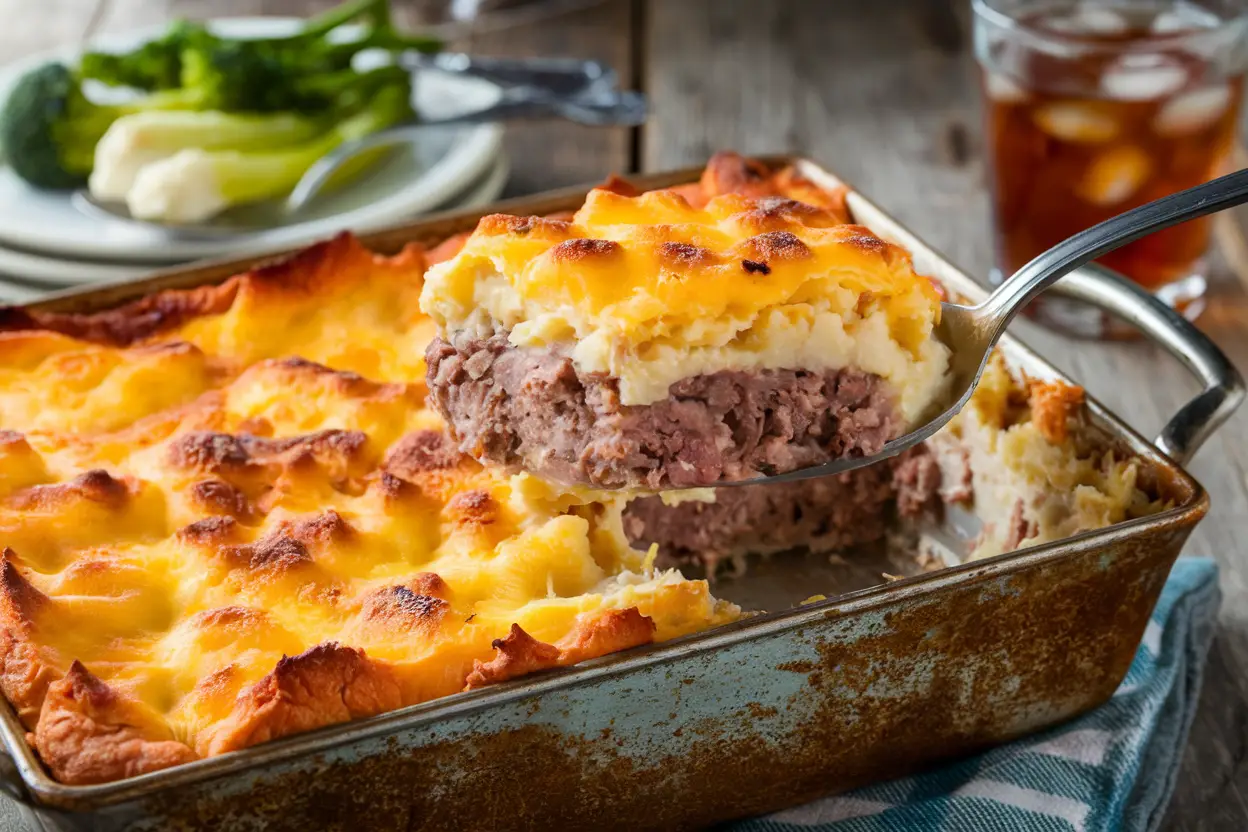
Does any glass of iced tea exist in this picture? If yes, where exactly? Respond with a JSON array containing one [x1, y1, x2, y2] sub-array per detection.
[[973, 0, 1248, 338]]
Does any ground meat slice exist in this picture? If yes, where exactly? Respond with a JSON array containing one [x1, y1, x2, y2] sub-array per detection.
[[622, 467, 895, 569], [622, 446, 945, 570], [425, 334, 901, 490]]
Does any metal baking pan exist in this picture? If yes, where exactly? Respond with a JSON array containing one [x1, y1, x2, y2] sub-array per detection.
[[0, 157, 1240, 831]]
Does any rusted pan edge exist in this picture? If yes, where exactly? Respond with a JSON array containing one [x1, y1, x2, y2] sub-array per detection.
[[0, 157, 1211, 824], [7, 501, 1202, 822], [37, 518, 1194, 830]]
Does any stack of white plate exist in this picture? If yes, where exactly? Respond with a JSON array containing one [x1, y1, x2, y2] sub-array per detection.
[[0, 19, 513, 305]]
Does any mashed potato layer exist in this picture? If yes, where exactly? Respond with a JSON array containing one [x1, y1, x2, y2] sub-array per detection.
[[421, 188, 950, 422]]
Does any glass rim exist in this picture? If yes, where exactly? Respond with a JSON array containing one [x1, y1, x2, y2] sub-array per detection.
[[971, 0, 1248, 54]]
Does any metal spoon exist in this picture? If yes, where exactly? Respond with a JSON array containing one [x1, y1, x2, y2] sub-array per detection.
[[705, 166, 1248, 489], [397, 52, 618, 97], [72, 88, 647, 238]]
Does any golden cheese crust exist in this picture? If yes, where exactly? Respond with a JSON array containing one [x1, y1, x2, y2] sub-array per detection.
[[419, 153, 948, 418], [0, 153, 1161, 786], [0, 216, 754, 784]]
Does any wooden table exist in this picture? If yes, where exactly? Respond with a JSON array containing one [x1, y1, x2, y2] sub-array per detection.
[[1, 1, 1246, 829]]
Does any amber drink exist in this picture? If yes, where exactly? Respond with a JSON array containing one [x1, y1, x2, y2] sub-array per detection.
[[974, 0, 1248, 337]]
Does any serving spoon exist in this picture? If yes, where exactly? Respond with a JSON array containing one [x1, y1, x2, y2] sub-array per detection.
[[704, 166, 1248, 489]]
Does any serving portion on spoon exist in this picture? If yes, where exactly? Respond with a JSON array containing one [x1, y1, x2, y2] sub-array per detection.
[[418, 155, 1248, 493]]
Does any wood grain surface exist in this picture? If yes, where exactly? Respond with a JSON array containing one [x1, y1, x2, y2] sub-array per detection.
[[0, 0, 1245, 828]]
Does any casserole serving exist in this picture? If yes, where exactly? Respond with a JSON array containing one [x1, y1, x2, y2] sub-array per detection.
[[0, 155, 1238, 830], [420, 155, 950, 489]]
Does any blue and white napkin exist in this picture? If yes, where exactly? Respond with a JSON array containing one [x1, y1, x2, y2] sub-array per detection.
[[734, 557, 1220, 832]]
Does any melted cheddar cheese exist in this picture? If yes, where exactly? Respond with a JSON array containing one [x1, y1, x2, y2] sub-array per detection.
[[0, 230, 738, 785], [421, 185, 949, 419]]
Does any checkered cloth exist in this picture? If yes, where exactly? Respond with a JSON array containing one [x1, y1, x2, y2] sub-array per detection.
[[734, 557, 1220, 832]]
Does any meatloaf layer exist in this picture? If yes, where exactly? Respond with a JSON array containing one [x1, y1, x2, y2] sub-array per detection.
[[622, 447, 945, 570], [426, 333, 901, 491]]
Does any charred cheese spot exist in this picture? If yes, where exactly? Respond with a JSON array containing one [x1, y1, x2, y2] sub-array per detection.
[[735, 196, 843, 231], [223, 532, 313, 574], [659, 241, 715, 268], [738, 230, 813, 263], [476, 214, 572, 240], [549, 238, 623, 263], [359, 585, 449, 634], [384, 429, 460, 476], [189, 479, 255, 522], [177, 515, 244, 546], [168, 430, 373, 502], [446, 489, 497, 526], [7, 469, 132, 511]]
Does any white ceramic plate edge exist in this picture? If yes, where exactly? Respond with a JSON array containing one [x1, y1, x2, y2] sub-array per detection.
[[0, 18, 504, 263], [0, 153, 509, 299]]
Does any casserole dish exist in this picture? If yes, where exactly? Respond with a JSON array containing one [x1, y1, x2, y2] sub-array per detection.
[[0, 156, 1240, 831]]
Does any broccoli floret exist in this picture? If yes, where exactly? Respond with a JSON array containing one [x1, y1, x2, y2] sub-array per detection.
[[174, 0, 438, 113], [176, 38, 300, 113], [79, 20, 206, 91], [0, 62, 200, 189], [2, 0, 441, 189]]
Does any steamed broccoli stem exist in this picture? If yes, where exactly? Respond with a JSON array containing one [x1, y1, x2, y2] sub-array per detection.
[[321, 28, 442, 69], [105, 110, 327, 153], [289, 0, 387, 40], [292, 64, 410, 109], [128, 83, 413, 220], [74, 86, 208, 144], [90, 109, 329, 201]]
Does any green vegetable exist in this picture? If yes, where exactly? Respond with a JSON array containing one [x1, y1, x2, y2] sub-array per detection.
[[0, 62, 204, 189], [1, 0, 440, 190], [79, 20, 207, 91], [128, 82, 414, 221], [82, 0, 439, 112], [102, 109, 327, 155]]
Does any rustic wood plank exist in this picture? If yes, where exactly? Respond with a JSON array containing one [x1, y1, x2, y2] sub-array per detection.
[[442, 0, 636, 195], [642, 2, 1248, 830]]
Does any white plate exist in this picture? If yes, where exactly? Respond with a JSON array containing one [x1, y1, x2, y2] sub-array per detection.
[[0, 153, 510, 291], [0, 18, 505, 263], [0, 276, 45, 304]]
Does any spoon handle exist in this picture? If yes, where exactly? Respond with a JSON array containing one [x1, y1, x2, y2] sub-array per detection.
[[400, 52, 616, 96], [286, 92, 647, 215], [978, 167, 1248, 334]]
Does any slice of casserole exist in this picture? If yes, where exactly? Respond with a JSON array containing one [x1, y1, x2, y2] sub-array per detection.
[[421, 160, 951, 490]]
